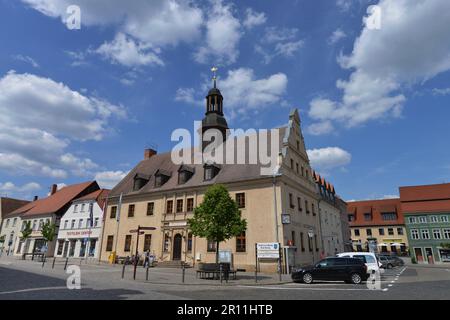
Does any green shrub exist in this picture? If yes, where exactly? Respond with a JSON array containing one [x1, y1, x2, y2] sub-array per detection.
[[411, 257, 417, 264]]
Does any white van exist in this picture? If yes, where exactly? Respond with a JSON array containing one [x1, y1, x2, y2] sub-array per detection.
[[337, 252, 382, 274]]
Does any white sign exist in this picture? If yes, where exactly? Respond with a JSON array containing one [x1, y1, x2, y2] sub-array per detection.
[[308, 230, 314, 238], [257, 243, 280, 259], [168, 221, 187, 227]]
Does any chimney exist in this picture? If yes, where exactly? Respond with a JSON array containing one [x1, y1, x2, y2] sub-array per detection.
[[50, 184, 58, 195], [144, 148, 157, 160], [33, 196, 38, 201]]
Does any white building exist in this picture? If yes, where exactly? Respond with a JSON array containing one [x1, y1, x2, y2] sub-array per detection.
[[54, 189, 109, 260]]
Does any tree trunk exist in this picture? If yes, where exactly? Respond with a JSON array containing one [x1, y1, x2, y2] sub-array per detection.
[[216, 241, 220, 264]]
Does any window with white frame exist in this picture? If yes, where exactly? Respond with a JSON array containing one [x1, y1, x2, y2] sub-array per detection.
[[442, 216, 449, 223], [430, 216, 438, 223], [443, 229, 450, 239], [64, 220, 68, 229], [81, 204, 85, 212], [420, 229, 430, 239], [78, 219, 83, 229], [411, 229, 419, 240], [433, 229, 442, 239], [71, 220, 75, 229], [32, 220, 37, 230], [94, 218, 99, 227], [74, 204, 78, 212], [409, 217, 416, 224], [12, 218, 17, 227], [5, 219, 10, 228], [419, 216, 427, 223]]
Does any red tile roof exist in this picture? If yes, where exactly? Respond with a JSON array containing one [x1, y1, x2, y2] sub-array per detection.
[[11, 181, 99, 218], [347, 198, 403, 226], [400, 183, 450, 214], [1, 197, 31, 218]]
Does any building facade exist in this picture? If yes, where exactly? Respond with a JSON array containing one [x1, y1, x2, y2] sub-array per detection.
[[0, 197, 31, 255], [11, 182, 100, 257], [401, 183, 450, 264], [55, 189, 109, 260], [347, 198, 408, 254], [313, 172, 345, 256], [99, 79, 340, 272]]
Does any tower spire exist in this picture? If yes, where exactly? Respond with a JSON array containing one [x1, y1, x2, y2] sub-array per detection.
[[211, 66, 218, 88]]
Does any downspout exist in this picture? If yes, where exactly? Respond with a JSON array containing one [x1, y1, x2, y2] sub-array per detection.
[[97, 196, 108, 264]]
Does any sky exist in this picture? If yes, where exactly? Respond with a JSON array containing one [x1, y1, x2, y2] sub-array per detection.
[[1, 0, 450, 202]]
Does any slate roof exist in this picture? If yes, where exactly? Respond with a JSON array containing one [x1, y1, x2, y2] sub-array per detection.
[[110, 127, 287, 197]]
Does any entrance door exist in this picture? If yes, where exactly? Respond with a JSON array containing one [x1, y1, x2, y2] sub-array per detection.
[[425, 247, 434, 264], [414, 248, 424, 263], [63, 241, 69, 257], [172, 234, 182, 261]]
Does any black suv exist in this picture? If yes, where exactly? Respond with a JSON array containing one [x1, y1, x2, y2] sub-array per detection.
[[291, 257, 369, 284]]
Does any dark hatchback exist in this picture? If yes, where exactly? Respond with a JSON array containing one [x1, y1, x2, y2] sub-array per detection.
[[291, 257, 369, 284]]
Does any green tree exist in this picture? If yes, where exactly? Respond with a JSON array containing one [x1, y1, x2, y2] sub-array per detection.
[[0, 235, 5, 243], [188, 184, 247, 263], [21, 221, 32, 240], [41, 221, 57, 244]]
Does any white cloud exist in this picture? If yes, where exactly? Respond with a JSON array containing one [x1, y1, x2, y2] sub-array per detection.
[[328, 28, 347, 45], [175, 87, 198, 105], [22, 0, 203, 67], [96, 33, 164, 67], [0, 71, 124, 178], [195, 0, 242, 65], [382, 194, 399, 199], [12, 55, 40, 68], [255, 27, 303, 64], [336, 0, 353, 11], [306, 121, 335, 136], [95, 171, 128, 189], [0, 182, 41, 193], [307, 147, 351, 171], [263, 27, 298, 44], [432, 87, 450, 96], [308, 0, 450, 131], [243, 8, 267, 29]]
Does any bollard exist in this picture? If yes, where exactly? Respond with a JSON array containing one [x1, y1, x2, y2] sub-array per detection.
[[64, 257, 69, 270], [121, 262, 126, 279], [52, 257, 56, 269], [41, 256, 46, 268], [146, 265, 149, 281], [182, 264, 185, 283], [220, 264, 223, 284]]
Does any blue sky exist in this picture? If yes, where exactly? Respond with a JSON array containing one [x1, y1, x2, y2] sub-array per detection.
[[1, 0, 450, 201]]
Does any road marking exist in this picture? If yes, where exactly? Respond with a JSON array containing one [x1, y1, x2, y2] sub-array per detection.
[[382, 288, 389, 292], [388, 284, 393, 287], [238, 285, 378, 291], [0, 286, 68, 295]]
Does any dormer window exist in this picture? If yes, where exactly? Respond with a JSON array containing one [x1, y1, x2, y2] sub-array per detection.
[[178, 165, 195, 184], [133, 173, 150, 191], [154, 169, 171, 187], [204, 163, 221, 181]]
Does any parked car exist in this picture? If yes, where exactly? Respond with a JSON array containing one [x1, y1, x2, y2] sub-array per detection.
[[336, 252, 382, 273], [378, 253, 405, 267], [377, 255, 395, 269], [291, 257, 369, 284]]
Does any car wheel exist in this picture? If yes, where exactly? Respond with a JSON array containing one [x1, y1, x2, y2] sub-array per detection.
[[350, 273, 362, 284], [302, 273, 313, 284]]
